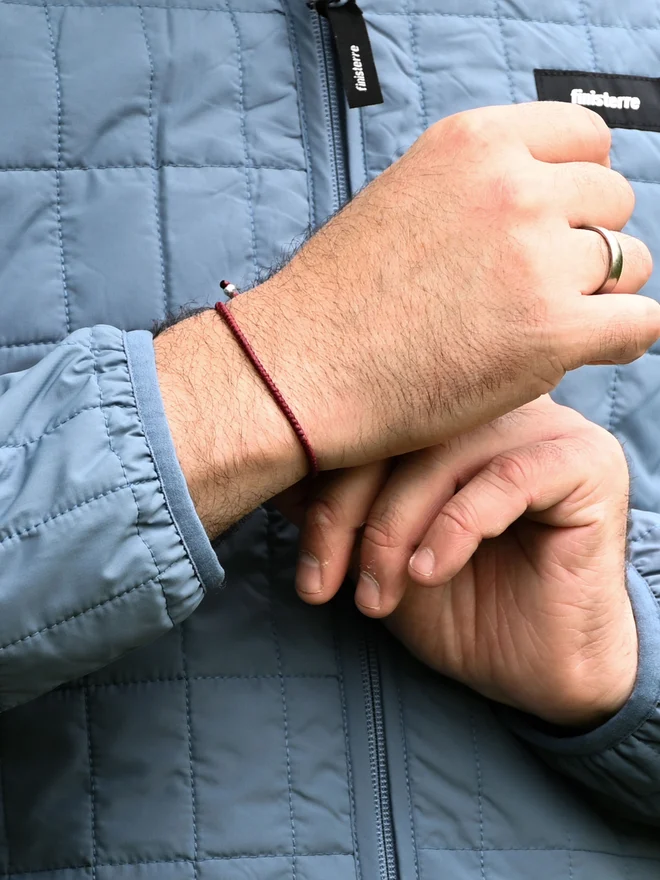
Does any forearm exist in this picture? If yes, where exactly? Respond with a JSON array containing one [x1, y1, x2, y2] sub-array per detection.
[[155, 288, 310, 539]]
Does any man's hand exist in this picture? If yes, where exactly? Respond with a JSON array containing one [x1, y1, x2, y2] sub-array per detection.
[[156, 102, 657, 538], [294, 397, 636, 727]]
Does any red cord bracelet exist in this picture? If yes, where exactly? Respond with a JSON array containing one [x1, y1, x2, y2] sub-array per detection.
[[215, 282, 319, 478]]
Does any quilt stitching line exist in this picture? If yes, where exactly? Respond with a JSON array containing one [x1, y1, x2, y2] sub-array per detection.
[[0, 163, 305, 173], [139, 6, 169, 319], [492, 0, 516, 104], [470, 714, 486, 880], [43, 2, 72, 337], [0, 402, 100, 451], [266, 508, 297, 880], [180, 623, 199, 876], [396, 679, 420, 880], [333, 616, 362, 880], [0, 852, 355, 876], [0, 479, 154, 551], [405, 0, 428, 133], [83, 684, 98, 880], [0, 557, 178, 654], [227, 0, 260, 285], [282, 0, 315, 229]]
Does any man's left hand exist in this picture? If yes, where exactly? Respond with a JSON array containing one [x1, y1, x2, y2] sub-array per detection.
[[290, 397, 637, 727]]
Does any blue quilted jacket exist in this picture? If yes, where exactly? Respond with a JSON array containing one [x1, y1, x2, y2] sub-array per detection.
[[2, 0, 660, 877]]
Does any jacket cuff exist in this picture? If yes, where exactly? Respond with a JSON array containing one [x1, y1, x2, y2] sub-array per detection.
[[124, 330, 224, 594], [503, 564, 660, 757]]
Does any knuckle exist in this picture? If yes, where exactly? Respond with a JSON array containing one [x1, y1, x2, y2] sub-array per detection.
[[580, 422, 627, 468], [440, 109, 495, 152], [488, 450, 530, 487], [611, 169, 636, 215], [482, 168, 540, 218], [362, 507, 406, 552], [306, 495, 345, 533], [440, 496, 479, 537], [581, 105, 612, 154]]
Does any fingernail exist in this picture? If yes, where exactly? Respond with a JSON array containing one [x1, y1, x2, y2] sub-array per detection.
[[297, 551, 322, 594], [410, 547, 435, 578], [356, 570, 380, 610]]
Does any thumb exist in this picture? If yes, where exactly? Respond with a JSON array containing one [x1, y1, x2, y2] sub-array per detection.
[[565, 294, 660, 368]]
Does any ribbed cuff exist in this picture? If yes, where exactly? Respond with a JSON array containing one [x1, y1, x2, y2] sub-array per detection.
[[124, 329, 225, 592]]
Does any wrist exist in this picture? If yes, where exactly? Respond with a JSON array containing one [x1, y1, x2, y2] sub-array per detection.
[[535, 599, 638, 730], [155, 302, 307, 538]]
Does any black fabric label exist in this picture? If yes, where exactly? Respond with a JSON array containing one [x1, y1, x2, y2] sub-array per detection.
[[534, 70, 660, 132], [316, 0, 383, 109]]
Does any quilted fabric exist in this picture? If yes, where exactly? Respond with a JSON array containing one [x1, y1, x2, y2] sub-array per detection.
[[2, 0, 660, 878]]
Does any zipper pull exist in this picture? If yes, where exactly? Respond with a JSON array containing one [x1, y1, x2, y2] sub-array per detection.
[[310, 0, 384, 108]]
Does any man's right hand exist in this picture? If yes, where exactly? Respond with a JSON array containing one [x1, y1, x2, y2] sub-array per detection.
[[156, 101, 658, 537]]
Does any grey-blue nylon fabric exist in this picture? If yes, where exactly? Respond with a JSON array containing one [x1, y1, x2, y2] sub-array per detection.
[[1, 0, 660, 877]]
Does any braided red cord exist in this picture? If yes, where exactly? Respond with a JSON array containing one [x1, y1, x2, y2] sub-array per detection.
[[215, 300, 319, 478]]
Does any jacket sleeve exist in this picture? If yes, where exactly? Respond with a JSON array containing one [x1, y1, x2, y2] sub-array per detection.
[[0, 325, 224, 711], [502, 507, 660, 825]]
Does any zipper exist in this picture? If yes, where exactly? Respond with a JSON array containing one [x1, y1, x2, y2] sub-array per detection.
[[316, 9, 350, 209], [310, 6, 396, 873], [360, 622, 398, 880]]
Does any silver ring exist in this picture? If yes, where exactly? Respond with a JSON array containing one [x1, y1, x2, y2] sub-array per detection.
[[581, 225, 624, 294]]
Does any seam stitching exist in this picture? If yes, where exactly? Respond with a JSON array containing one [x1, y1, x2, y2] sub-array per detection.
[[471, 714, 486, 880], [266, 508, 297, 880], [0, 401, 100, 450], [0, 479, 153, 550], [83, 683, 98, 880], [5, 1, 284, 10], [358, 107, 369, 188], [405, 0, 428, 133], [577, 0, 600, 70], [226, 0, 260, 285], [43, 2, 72, 336], [0, 561, 177, 653], [314, 14, 338, 212], [333, 609, 361, 880], [0, 733, 11, 875], [417, 846, 660, 858], [1, 853, 354, 875], [59, 673, 339, 689], [535, 69, 660, 84], [4, 3, 660, 30], [397, 679, 420, 880], [90, 330, 175, 627], [492, 0, 516, 104], [180, 624, 199, 877], [629, 521, 660, 548], [139, 6, 169, 319], [282, 0, 315, 229], [0, 163, 304, 173]]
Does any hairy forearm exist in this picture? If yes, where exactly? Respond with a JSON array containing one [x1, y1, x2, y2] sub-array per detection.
[[154, 291, 308, 538]]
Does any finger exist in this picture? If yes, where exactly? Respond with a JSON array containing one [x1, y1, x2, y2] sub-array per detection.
[[355, 451, 459, 617], [550, 164, 634, 231], [408, 440, 592, 587], [564, 290, 660, 368], [354, 399, 572, 617], [570, 229, 653, 295], [296, 462, 389, 605], [481, 101, 611, 164]]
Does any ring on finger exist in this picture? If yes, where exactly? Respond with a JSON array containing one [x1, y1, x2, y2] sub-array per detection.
[[580, 225, 624, 294]]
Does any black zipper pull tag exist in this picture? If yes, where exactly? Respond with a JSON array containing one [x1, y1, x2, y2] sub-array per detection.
[[312, 0, 383, 108]]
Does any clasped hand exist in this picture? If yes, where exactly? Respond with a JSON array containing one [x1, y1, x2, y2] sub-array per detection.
[[279, 397, 637, 728]]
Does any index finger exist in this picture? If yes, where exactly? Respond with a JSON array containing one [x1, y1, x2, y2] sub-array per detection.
[[481, 101, 612, 165]]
